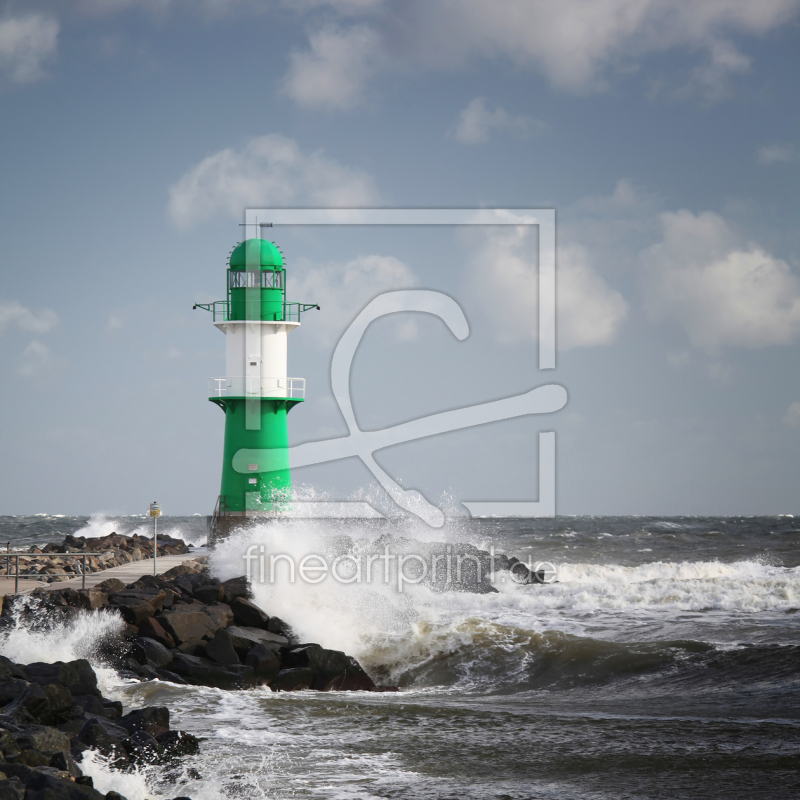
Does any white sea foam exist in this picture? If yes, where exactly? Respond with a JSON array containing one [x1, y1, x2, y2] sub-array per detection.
[[208, 520, 800, 684]]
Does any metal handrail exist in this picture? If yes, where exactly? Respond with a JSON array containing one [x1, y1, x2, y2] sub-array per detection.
[[3, 552, 88, 594], [193, 301, 319, 323], [208, 376, 306, 399]]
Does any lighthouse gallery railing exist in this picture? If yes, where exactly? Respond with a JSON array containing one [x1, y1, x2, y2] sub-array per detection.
[[193, 300, 319, 322], [209, 377, 306, 399]]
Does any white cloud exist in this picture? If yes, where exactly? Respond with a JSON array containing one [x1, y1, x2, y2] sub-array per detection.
[[453, 98, 543, 144], [642, 210, 800, 350], [279, 0, 800, 106], [0, 13, 58, 84], [784, 401, 800, 429], [677, 38, 750, 102], [283, 24, 381, 110], [0, 300, 59, 335], [757, 143, 798, 165], [289, 254, 418, 345], [167, 134, 380, 229], [465, 224, 627, 350], [17, 339, 56, 378]]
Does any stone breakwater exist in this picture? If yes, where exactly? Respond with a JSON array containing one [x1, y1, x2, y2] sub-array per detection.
[[0, 558, 393, 798], [0, 653, 198, 800], [6, 533, 193, 583], [3, 558, 393, 694]]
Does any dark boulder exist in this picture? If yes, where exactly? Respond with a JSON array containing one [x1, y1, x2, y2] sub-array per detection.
[[204, 629, 240, 666], [202, 603, 234, 632], [107, 590, 167, 627], [155, 610, 218, 645], [96, 578, 126, 594], [12, 765, 107, 799], [230, 597, 269, 629], [117, 707, 169, 736], [169, 654, 255, 690], [13, 724, 71, 754], [266, 615, 294, 640], [269, 668, 314, 692], [192, 583, 223, 604], [25, 660, 100, 698], [136, 637, 174, 669], [156, 729, 200, 758], [227, 625, 288, 660], [73, 717, 129, 758], [138, 617, 175, 649], [0, 681, 51, 724], [244, 644, 281, 684], [284, 645, 376, 691], [220, 576, 249, 604], [50, 749, 82, 778], [42, 683, 76, 724]]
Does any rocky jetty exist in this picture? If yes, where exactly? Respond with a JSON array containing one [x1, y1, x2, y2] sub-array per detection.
[[0, 653, 197, 799], [2, 559, 390, 694], [8, 533, 193, 584]]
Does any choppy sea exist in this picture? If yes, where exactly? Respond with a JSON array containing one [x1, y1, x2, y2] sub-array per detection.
[[0, 514, 798, 800]]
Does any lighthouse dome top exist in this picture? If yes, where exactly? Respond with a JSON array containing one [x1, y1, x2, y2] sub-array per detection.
[[228, 238, 284, 270]]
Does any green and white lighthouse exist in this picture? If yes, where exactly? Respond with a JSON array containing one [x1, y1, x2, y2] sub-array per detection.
[[195, 237, 318, 537]]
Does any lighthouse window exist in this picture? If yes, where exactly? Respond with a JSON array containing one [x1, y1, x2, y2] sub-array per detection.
[[228, 270, 284, 289]]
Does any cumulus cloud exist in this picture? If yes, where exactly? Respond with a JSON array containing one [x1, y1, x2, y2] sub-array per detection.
[[0, 13, 58, 84], [280, 0, 800, 106], [453, 98, 543, 144], [0, 300, 59, 336], [642, 210, 800, 350], [465, 224, 627, 350], [283, 24, 382, 110], [167, 134, 380, 229], [289, 254, 418, 346], [757, 143, 798, 165]]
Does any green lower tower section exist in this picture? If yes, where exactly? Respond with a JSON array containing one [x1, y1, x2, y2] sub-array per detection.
[[211, 396, 302, 514]]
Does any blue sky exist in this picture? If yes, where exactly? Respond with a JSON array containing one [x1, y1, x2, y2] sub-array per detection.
[[1, 0, 799, 516]]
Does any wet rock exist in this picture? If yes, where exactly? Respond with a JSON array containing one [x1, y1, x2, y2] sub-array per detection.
[[230, 597, 269, 629], [204, 629, 240, 666], [13, 724, 71, 754], [136, 637, 174, 669], [202, 603, 234, 632], [169, 654, 255, 690], [192, 582, 223, 604], [269, 668, 314, 692], [220, 576, 249, 603], [73, 717, 129, 758], [156, 729, 200, 758], [266, 615, 294, 639], [284, 645, 376, 692], [107, 590, 167, 627], [226, 625, 288, 659], [138, 617, 176, 649], [156, 610, 218, 645], [25, 660, 100, 699], [244, 644, 281, 683], [15, 765, 107, 799], [155, 669, 185, 684], [117, 707, 169, 737], [50, 749, 82, 778]]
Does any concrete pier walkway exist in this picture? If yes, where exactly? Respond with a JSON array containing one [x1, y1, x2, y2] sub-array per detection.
[[0, 551, 207, 595]]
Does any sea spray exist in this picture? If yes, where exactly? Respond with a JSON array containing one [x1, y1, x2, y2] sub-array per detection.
[[0, 594, 126, 695]]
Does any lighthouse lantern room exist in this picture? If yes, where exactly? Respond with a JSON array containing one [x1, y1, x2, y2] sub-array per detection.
[[195, 236, 318, 538]]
